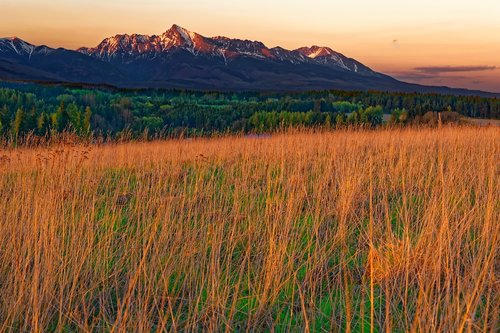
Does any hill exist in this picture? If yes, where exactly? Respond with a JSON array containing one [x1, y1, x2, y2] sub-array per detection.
[[1, 26, 499, 96]]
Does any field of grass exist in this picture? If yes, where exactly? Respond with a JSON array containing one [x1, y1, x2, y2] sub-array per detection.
[[0, 126, 498, 332]]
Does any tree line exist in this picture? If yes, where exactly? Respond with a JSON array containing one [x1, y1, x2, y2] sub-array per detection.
[[0, 82, 498, 140]]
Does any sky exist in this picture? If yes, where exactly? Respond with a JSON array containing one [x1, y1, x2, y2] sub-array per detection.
[[2, 0, 500, 92]]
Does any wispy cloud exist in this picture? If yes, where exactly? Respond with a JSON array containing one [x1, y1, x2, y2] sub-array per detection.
[[391, 72, 432, 81], [386, 66, 500, 92], [389, 71, 470, 82], [414, 66, 497, 74]]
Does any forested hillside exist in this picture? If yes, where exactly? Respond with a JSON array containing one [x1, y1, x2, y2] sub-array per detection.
[[0, 82, 498, 139]]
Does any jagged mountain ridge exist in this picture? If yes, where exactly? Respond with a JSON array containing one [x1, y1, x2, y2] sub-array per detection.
[[77, 25, 375, 76], [0, 37, 54, 59], [0, 26, 498, 96], [0, 37, 126, 83]]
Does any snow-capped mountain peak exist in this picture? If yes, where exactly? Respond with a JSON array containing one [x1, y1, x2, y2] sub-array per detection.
[[76, 25, 378, 76], [0, 37, 36, 56], [162, 25, 188, 46], [1, 32, 495, 95], [160, 24, 218, 55], [170, 24, 194, 44], [295, 45, 374, 74], [298, 46, 335, 59]]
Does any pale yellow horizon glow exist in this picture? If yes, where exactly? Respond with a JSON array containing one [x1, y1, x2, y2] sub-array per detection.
[[1, 0, 500, 92]]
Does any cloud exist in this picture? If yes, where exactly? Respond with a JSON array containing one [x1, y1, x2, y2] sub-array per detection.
[[389, 71, 470, 82], [386, 68, 500, 92], [414, 66, 497, 74], [391, 72, 432, 81]]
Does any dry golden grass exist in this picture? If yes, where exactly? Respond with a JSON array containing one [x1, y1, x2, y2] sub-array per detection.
[[0, 126, 498, 332]]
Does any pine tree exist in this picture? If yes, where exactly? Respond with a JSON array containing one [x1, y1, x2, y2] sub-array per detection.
[[325, 114, 332, 129], [37, 112, 51, 135], [0, 105, 8, 134], [83, 106, 92, 134], [52, 101, 70, 132], [335, 113, 346, 126], [12, 108, 25, 138]]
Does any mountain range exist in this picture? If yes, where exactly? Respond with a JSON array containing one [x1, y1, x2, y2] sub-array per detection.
[[0, 25, 497, 96]]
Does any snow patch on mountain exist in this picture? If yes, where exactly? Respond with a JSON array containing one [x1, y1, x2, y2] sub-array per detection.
[[0, 38, 55, 61], [174, 25, 193, 45], [75, 24, 377, 76]]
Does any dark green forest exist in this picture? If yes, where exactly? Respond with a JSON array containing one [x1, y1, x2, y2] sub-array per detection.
[[0, 82, 498, 140]]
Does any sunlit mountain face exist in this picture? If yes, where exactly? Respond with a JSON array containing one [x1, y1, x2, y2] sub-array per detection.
[[77, 25, 376, 75], [0, 26, 498, 96]]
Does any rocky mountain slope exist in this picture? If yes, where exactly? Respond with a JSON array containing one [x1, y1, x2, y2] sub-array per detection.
[[0, 26, 497, 96]]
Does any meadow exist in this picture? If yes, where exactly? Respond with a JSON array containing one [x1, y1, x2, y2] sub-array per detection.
[[0, 126, 498, 332]]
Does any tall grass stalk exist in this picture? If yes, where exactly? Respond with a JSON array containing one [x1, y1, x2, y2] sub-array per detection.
[[0, 126, 498, 332]]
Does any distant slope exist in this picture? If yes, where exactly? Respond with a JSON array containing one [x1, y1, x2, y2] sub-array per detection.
[[0, 37, 126, 84], [0, 27, 498, 97]]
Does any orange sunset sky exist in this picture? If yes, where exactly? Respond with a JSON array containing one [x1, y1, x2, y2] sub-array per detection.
[[2, 0, 499, 92]]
